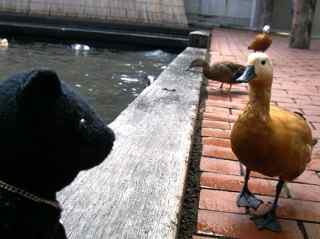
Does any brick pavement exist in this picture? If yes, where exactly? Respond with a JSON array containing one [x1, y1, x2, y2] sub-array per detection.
[[194, 28, 320, 239]]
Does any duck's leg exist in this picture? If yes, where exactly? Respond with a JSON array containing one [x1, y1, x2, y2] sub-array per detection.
[[251, 180, 284, 232], [227, 83, 232, 93], [219, 83, 224, 90], [237, 169, 263, 209]]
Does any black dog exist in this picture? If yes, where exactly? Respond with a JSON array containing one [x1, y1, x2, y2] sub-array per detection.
[[0, 70, 115, 238]]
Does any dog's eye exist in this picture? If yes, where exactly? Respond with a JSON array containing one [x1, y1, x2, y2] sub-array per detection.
[[261, 60, 266, 65], [79, 118, 86, 127]]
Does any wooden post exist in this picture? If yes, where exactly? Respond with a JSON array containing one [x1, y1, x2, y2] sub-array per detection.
[[261, 0, 274, 26], [189, 30, 211, 49], [289, 0, 317, 49]]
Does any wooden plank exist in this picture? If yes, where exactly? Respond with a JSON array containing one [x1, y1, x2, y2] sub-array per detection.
[[58, 47, 206, 239], [0, 0, 188, 27]]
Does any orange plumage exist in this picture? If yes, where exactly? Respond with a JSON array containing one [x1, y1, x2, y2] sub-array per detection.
[[248, 25, 272, 52], [230, 52, 317, 232]]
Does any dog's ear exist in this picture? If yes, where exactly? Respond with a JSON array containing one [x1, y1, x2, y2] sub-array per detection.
[[18, 69, 62, 111]]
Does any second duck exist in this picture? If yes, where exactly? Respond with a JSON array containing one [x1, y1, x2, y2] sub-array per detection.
[[188, 58, 245, 93]]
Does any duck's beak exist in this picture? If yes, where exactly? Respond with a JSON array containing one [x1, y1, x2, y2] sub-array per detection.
[[235, 65, 256, 83]]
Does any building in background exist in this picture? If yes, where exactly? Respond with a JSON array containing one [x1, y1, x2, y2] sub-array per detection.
[[184, 0, 320, 38], [0, 0, 319, 37]]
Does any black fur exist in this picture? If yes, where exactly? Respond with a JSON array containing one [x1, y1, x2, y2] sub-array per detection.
[[0, 69, 115, 238]]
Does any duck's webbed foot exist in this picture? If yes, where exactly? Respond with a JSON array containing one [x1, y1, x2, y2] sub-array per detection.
[[251, 208, 282, 232], [237, 188, 263, 210]]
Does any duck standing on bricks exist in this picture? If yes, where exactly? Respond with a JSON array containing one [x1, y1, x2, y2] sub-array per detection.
[[188, 58, 245, 93], [231, 52, 317, 232]]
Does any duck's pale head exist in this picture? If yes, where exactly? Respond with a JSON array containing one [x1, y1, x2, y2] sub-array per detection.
[[263, 25, 271, 34], [236, 52, 273, 88]]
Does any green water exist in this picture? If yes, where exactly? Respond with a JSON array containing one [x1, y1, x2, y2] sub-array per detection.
[[0, 39, 176, 123]]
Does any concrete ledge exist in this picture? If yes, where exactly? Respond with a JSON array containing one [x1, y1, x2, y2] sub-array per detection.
[[58, 47, 205, 239]]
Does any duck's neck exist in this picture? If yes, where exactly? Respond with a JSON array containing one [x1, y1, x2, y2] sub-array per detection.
[[246, 84, 271, 121]]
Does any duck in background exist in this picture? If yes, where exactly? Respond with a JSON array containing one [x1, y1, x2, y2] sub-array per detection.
[[248, 25, 272, 52], [231, 52, 317, 232], [0, 38, 9, 48], [188, 58, 245, 93]]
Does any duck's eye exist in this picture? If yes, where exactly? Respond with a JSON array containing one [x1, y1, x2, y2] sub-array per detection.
[[261, 60, 266, 65], [79, 118, 86, 127]]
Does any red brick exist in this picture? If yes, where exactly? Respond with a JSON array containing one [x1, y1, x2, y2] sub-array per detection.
[[231, 109, 241, 116], [302, 108, 320, 116], [200, 172, 287, 197], [298, 104, 320, 111], [304, 222, 320, 239], [207, 94, 232, 101], [288, 90, 319, 97], [307, 159, 320, 171], [199, 189, 245, 214], [244, 168, 277, 181], [203, 112, 237, 123], [262, 195, 320, 223], [312, 130, 320, 138], [201, 128, 231, 139], [200, 157, 241, 175], [313, 122, 320, 128], [271, 89, 289, 96], [276, 102, 302, 112], [205, 99, 245, 110], [202, 137, 231, 148], [204, 106, 230, 114], [271, 96, 295, 104], [248, 168, 320, 185], [202, 120, 230, 130], [231, 95, 249, 102], [310, 96, 320, 104], [287, 183, 320, 202], [293, 170, 320, 185], [197, 210, 304, 239], [199, 189, 320, 222], [202, 145, 237, 160], [306, 115, 320, 123]]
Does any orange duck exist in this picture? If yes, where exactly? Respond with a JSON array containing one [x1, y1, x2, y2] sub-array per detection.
[[231, 52, 317, 232], [248, 25, 272, 52]]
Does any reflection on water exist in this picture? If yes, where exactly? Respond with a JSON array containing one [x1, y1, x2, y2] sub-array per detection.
[[0, 39, 176, 123]]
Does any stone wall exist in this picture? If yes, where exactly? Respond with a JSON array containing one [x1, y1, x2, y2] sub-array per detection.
[[0, 0, 188, 28]]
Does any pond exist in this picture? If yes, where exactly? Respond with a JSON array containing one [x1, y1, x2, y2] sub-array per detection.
[[0, 38, 177, 123]]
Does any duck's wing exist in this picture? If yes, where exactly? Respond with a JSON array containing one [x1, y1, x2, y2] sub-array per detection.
[[293, 111, 318, 148], [207, 63, 232, 82], [270, 106, 314, 154], [208, 62, 244, 83], [267, 106, 316, 179]]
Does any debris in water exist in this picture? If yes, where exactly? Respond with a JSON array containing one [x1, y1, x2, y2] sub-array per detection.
[[72, 44, 90, 51]]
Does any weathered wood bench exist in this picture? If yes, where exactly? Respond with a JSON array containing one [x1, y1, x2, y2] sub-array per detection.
[[58, 47, 206, 239]]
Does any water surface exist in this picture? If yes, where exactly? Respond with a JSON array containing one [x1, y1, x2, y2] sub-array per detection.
[[0, 39, 177, 123]]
